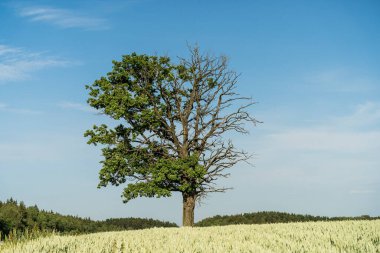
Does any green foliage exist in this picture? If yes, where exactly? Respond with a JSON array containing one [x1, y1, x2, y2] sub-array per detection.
[[0, 199, 177, 241], [85, 52, 206, 202], [195, 211, 380, 227], [122, 154, 206, 202], [103, 217, 175, 230]]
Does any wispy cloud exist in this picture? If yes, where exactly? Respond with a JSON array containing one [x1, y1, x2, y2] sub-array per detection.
[[0, 103, 42, 115], [0, 44, 70, 83], [306, 68, 377, 93], [260, 101, 380, 154], [58, 101, 97, 113], [331, 102, 380, 129], [266, 130, 380, 154], [0, 44, 21, 56], [248, 101, 380, 202], [349, 189, 375, 195], [18, 6, 109, 30]]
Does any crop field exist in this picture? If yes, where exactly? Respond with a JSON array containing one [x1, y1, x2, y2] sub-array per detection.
[[1, 220, 379, 253]]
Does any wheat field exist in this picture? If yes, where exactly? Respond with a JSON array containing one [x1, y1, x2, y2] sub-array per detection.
[[1, 220, 379, 253]]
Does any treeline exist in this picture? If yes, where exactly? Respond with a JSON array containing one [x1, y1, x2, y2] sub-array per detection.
[[195, 211, 380, 227], [0, 199, 177, 239]]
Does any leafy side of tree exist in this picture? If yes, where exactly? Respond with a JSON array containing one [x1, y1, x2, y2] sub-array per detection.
[[85, 46, 258, 226]]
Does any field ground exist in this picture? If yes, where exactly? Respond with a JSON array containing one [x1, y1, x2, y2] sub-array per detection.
[[1, 220, 379, 253]]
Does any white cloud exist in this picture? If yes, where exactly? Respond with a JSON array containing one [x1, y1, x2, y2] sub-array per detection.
[[58, 101, 97, 113], [260, 101, 380, 153], [0, 45, 21, 56], [0, 44, 70, 82], [331, 102, 380, 129], [306, 68, 376, 93], [0, 103, 42, 115], [0, 133, 98, 164], [249, 101, 380, 198], [349, 189, 375, 195], [18, 6, 109, 30], [266, 130, 380, 153]]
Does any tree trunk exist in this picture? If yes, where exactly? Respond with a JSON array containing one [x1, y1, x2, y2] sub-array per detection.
[[182, 194, 196, 226]]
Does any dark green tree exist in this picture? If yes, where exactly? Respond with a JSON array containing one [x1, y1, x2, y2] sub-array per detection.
[[85, 46, 258, 226]]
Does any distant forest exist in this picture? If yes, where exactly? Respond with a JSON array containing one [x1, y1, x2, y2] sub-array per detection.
[[0, 199, 177, 239], [1, 199, 378, 240], [195, 211, 380, 227]]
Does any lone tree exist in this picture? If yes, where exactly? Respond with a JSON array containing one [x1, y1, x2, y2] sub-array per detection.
[[85, 46, 258, 226]]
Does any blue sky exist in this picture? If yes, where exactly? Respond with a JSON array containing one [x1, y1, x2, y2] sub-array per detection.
[[1, 0, 379, 224]]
